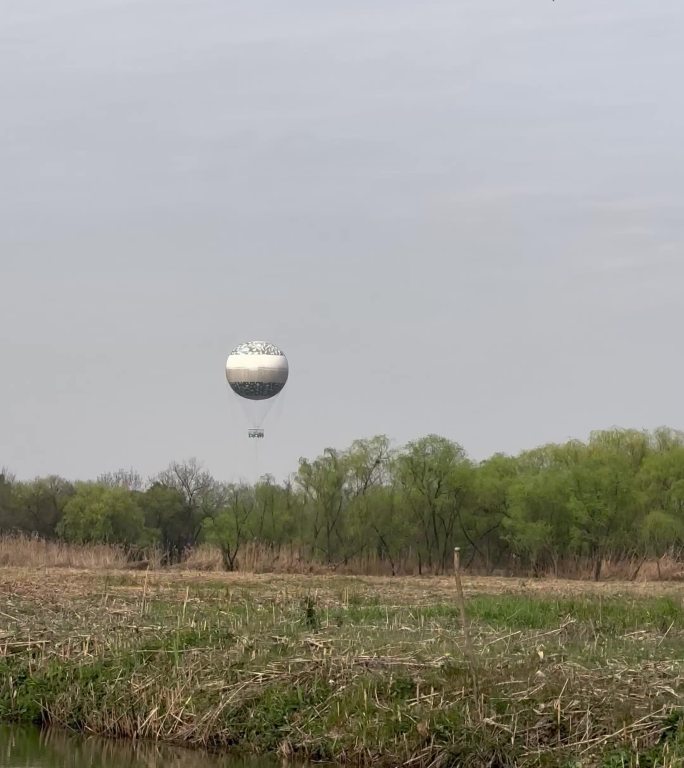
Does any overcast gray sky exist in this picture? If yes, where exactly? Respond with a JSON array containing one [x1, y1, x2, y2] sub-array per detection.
[[2, 0, 683, 483]]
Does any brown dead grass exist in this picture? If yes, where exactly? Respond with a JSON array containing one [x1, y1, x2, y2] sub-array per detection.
[[1, 565, 682, 610], [0, 535, 129, 570], [181, 542, 684, 581], [1, 534, 682, 583]]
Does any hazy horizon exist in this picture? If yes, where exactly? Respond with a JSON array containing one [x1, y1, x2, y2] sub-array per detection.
[[2, 0, 683, 483]]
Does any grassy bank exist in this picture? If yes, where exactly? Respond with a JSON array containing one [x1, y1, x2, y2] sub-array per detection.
[[0, 569, 682, 767]]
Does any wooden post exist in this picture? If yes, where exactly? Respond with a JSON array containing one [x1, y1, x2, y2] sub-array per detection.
[[453, 547, 478, 703], [453, 548, 471, 643]]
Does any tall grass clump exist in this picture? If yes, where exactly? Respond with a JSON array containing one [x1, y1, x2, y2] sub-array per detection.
[[0, 534, 129, 569]]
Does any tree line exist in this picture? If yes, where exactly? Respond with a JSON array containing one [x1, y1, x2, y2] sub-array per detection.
[[1, 427, 683, 578]]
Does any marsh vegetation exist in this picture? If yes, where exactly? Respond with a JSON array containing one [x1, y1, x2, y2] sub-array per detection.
[[0, 568, 681, 766]]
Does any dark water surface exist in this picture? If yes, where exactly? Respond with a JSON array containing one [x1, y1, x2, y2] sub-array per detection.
[[0, 726, 280, 768]]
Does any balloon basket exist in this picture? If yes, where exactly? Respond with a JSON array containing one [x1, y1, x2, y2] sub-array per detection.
[[248, 429, 265, 439]]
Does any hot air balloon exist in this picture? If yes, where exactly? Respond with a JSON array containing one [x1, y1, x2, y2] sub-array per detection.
[[225, 341, 289, 438]]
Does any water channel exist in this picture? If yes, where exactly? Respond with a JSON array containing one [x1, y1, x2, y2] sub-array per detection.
[[0, 726, 281, 768]]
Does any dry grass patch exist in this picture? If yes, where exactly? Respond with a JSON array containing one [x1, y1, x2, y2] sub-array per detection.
[[0, 536, 129, 570]]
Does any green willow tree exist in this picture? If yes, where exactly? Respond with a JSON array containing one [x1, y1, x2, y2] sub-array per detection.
[[638, 443, 684, 575], [393, 435, 474, 574], [297, 448, 351, 564], [469, 453, 517, 572]]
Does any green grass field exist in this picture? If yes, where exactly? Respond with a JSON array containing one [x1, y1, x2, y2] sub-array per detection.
[[0, 568, 682, 767]]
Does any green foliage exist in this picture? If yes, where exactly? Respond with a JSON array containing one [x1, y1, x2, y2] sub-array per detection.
[[302, 595, 319, 630], [57, 484, 145, 544], [201, 483, 254, 570], [138, 483, 186, 553], [394, 435, 474, 573], [2, 427, 684, 575], [11, 477, 73, 537], [297, 447, 352, 563]]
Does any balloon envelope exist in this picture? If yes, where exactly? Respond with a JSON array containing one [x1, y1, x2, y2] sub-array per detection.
[[225, 341, 289, 401]]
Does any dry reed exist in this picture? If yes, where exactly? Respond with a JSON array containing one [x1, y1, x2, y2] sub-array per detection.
[[0, 534, 682, 583], [0, 534, 129, 569]]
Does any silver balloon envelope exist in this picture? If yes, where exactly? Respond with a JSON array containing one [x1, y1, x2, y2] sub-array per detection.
[[225, 341, 289, 434]]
